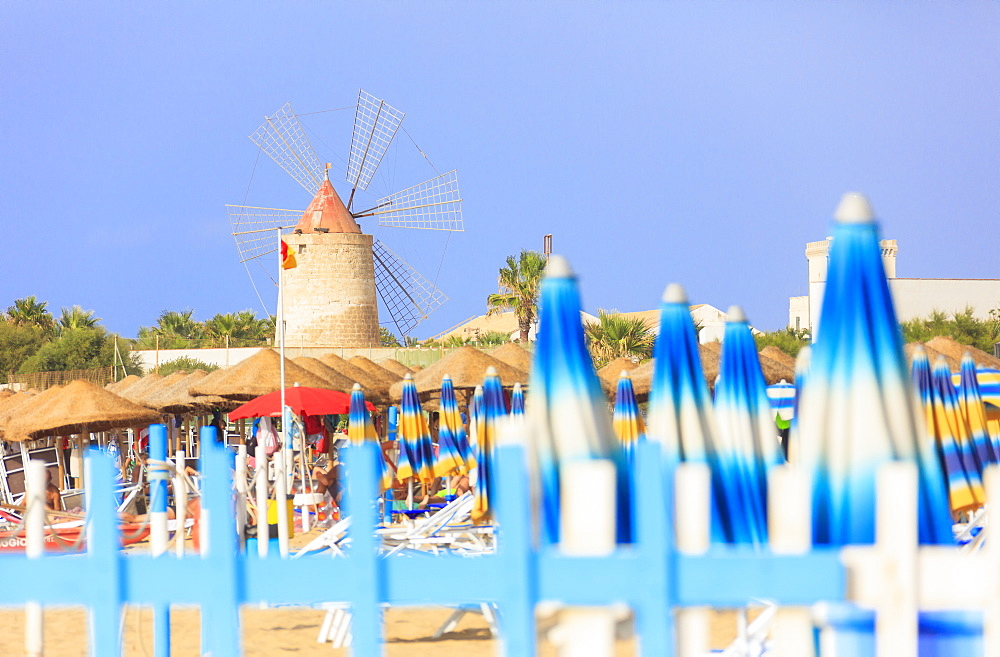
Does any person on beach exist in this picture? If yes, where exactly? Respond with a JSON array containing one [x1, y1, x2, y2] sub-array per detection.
[[44, 469, 62, 511]]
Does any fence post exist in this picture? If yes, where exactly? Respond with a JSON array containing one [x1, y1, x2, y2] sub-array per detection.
[[85, 449, 125, 657], [769, 465, 815, 657], [675, 463, 711, 657], [343, 441, 383, 656]]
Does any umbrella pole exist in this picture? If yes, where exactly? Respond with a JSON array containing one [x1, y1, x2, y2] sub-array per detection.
[[275, 226, 291, 556]]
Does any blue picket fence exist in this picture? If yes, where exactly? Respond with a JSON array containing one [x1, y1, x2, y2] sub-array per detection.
[[0, 426, 849, 657]]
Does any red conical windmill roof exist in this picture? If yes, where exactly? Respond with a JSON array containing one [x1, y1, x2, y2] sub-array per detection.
[[295, 173, 362, 234]]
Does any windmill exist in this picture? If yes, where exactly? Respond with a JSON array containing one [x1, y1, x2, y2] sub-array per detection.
[[228, 90, 463, 347]]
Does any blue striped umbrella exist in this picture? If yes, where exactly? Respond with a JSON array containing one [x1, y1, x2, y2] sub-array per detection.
[[471, 367, 506, 524], [796, 193, 952, 546], [928, 357, 984, 514], [395, 374, 437, 486], [436, 375, 470, 477], [958, 356, 1000, 466], [612, 371, 645, 470], [347, 383, 392, 492], [527, 255, 631, 544], [510, 381, 526, 416], [646, 283, 732, 543], [713, 306, 782, 547]]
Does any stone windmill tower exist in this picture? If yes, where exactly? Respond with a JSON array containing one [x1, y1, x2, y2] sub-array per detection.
[[228, 91, 463, 348]]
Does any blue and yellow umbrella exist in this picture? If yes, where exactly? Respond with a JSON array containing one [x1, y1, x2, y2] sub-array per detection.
[[795, 193, 951, 546], [713, 306, 782, 547], [347, 383, 392, 492], [395, 374, 437, 486], [436, 375, 470, 477], [927, 357, 984, 515], [470, 367, 507, 525], [527, 255, 630, 544], [958, 355, 1000, 467], [612, 371, 645, 470]]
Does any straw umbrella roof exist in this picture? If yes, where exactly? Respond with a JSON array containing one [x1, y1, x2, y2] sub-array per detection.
[[488, 342, 534, 373], [2, 380, 163, 442], [925, 336, 1000, 370], [318, 353, 392, 397], [700, 342, 721, 391], [903, 342, 961, 373], [130, 371, 189, 408], [626, 359, 654, 401], [757, 353, 796, 385], [105, 374, 141, 394], [0, 390, 40, 431], [292, 356, 388, 405], [597, 357, 642, 392], [0, 389, 14, 401], [0, 386, 64, 438], [389, 345, 528, 401], [378, 358, 414, 378], [188, 349, 338, 401], [144, 370, 235, 415], [116, 373, 164, 404], [348, 355, 402, 387], [759, 346, 796, 371]]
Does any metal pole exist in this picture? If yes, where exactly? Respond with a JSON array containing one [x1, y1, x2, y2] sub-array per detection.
[[275, 227, 290, 556]]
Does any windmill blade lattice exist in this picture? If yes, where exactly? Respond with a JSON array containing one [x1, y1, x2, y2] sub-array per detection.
[[372, 239, 448, 335], [347, 90, 405, 193], [227, 205, 301, 263], [354, 170, 464, 231], [249, 103, 325, 196]]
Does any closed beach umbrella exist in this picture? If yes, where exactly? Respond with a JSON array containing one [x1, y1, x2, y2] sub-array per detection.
[[394, 374, 437, 486], [347, 383, 392, 493], [470, 367, 507, 524], [526, 255, 630, 544], [612, 371, 645, 470], [436, 375, 471, 477], [796, 193, 952, 546], [646, 283, 731, 543], [713, 306, 782, 547], [973, 368, 1000, 411], [510, 381, 526, 416], [958, 355, 1000, 463], [927, 357, 984, 514]]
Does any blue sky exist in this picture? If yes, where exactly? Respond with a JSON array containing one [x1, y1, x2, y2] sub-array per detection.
[[2, 3, 998, 340]]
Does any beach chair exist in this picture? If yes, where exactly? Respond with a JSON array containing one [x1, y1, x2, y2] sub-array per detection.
[[379, 492, 491, 555], [291, 516, 352, 558]]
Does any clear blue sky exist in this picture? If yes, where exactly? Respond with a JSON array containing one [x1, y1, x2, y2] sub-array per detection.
[[2, 3, 998, 340]]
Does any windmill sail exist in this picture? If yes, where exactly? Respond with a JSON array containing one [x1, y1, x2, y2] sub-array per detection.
[[372, 239, 447, 336], [249, 103, 325, 195], [347, 90, 405, 194], [354, 170, 464, 231], [227, 205, 301, 263]]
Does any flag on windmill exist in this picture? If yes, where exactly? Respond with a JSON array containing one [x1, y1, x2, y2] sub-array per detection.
[[280, 239, 297, 269]]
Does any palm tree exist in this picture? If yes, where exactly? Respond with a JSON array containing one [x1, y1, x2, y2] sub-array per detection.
[[56, 306, 101, 335], [204, 312, 238, 347], [584, 309, 656, 368], [7, 296, 55, 333], [486, 250, 547, 343]]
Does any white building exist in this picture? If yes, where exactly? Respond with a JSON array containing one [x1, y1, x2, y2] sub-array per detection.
[[789, 237, 1000, 336]]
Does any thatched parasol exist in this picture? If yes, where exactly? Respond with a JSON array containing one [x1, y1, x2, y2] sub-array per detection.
[[0, 390, 41, 432], [700, 342, 721, 391], [626, 359, 654, 401], [105, 374, 141, 394], [318, 353, 392, 397], [488, 342, 534, 374], [144, 370, 236, 415], [187, 349, 336, 401], [0, 389, 14, 401], [2, 380, 163, 441], [116, 373, 164, 404], [378, 358, 414, 378], [759, 346, 796, 371], [292, 356, 389, 406], [389, 346, 528, 401], [130, 371, 190, 408], [903, 342, 961, 373], [348, 355, 402, 387], [925, 336, 1000, 370], [597, 357, 642, 393], [757, 353, 796, 385]]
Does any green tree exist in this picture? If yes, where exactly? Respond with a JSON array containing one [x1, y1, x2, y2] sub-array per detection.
[[380, 326, 401, 347], [7, 296, 55, 334], [901, 307, 1000, 353], [754, 328, 811, 358], [583, 310, 655, 368], [155, 356, 220, 376], [486, 250, 547, 343], [19, 327, 123, 373], [0, 322, 50, 374], [473, 330, 510, 347], [56, 305, 101, 335]]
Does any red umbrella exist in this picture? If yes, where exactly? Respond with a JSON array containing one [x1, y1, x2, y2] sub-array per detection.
[[228, 386, 375, 420]]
